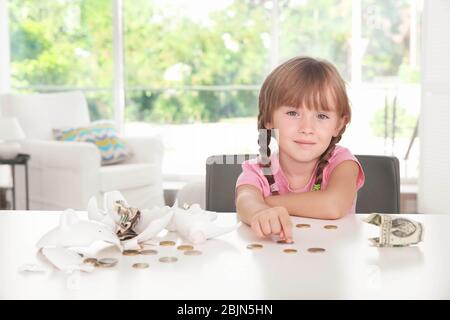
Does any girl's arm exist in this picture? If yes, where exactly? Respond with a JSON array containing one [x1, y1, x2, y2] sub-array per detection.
[[264, 160, 360, 219], [236, 184, 293, 242], [235, 185, 271, 225]]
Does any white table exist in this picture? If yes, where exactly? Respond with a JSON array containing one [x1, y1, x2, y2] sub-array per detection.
[[1, 211, 449, 299]]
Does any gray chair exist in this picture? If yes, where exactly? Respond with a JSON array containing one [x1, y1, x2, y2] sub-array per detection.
[[205, 154, 400, 213]]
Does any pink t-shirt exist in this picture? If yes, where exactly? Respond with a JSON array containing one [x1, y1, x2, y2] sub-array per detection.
[[235, 145, 365, 214]]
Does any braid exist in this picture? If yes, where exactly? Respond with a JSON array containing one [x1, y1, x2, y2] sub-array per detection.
[[312, 127, 346, 191], [257, 128, 279, 195]]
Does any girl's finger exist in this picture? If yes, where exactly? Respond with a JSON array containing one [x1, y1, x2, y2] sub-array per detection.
[[251, 220, 264, 238], [269, 217, 282, 235], [278, 215, 293, 242], [261, 218, 272, 236]]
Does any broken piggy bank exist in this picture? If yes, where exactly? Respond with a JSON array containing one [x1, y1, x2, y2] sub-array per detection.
[[88, 191, 239, 246], [167, 203, 241, 244], [87, 191, 174, 250], [35, 208, 121, 272]]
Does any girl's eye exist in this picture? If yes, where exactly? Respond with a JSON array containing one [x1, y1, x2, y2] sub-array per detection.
[[286, 111, 298, 117], [317, 113, 330, 120]]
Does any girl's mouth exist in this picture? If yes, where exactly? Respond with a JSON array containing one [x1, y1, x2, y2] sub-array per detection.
[[294, 140, 316, 145]]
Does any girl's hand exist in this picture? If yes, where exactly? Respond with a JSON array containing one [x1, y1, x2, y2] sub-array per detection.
[[250, 206, 293, 242]]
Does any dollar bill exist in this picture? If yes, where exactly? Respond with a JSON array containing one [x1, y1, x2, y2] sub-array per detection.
[[363, 213, 424, 247], [114, 200, 141, 241]]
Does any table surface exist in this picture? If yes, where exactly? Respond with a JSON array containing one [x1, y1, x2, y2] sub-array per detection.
[[0, 211, 449, 300]]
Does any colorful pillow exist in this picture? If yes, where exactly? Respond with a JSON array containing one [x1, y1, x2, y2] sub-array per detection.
[[53, 121, 130, 165]]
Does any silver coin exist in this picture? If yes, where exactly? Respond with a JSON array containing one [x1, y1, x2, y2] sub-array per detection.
[[159, 256, 178, 263], [184, 250, 202, 256], [97, 258, 118, 268], [132, 263, 149, 269], [177, 245, 194, 251], [308, 247, 326, 253], [140, 249, 158, 255]]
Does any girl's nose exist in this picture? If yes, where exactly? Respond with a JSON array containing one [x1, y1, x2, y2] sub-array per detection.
[[298, 114, 314, 134]]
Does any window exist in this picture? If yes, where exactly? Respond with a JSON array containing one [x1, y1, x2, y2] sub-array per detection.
[[9, 0, 114, 120], [6, 0, 422, 182], [346, 0, 422, 183], [124, 0, 272, 177]]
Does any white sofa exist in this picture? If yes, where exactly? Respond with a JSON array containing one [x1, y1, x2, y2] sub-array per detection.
[[0, 91, 164, 210]]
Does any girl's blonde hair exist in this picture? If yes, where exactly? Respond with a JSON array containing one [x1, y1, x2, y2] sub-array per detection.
[[257, 56, 351, 193]]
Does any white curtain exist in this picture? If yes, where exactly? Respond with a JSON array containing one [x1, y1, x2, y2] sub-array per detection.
[[419, 0, 450, 214]]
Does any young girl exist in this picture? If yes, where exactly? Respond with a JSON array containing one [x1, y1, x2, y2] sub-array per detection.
[[235, 56, 365, 242]]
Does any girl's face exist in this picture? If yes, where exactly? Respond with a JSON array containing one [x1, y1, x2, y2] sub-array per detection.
[[266, 106, 347, 164]]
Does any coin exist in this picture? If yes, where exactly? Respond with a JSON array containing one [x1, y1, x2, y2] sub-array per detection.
[[246, 243, 263, 250], [277, 239, 294, 244], [283, 248, 297, 254], [324, 225, 338, 230], [140, 249, 158, 255], [296, 223, 311, 229], [83, 258, 98, 266], [122, 250, 140, 256], [97, 258, 118, 268], [308, 247, 326, 253], [184, 250, 202, 256], [177, 245, 194, 251], [132, 263, 149, 269], [159, 257, 178, 263], [159, 241, 176, 246]]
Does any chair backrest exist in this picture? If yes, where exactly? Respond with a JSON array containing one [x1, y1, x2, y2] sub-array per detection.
[[205, 154, 400, 213], [355, 155, 400, 213], [0, 91, 90, 140]]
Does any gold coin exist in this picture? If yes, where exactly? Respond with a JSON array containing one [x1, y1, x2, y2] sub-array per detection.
[[122, 250, 140, 256], [277, 239, 294, 244], [159, 257, 178, 263], [97, 258, 118, 268], [324, 225, 338, 230], [308, 247, 326, 253], [132, 263, 149, 269], [177, 245, 194, 251], [159, 241, 176, 246], [296, 223, 311, 229], [83, 258, 98, 266], [246, 243, 263, 250], [283, 248, 297, 254], [140, 249, 158, 255], [184, 250, 202, 256]]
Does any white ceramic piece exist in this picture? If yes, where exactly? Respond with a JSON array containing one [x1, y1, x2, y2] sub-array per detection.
[[40, 247, 94, 273], [36, 209, 121, 250]]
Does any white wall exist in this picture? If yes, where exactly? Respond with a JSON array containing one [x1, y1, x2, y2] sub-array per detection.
[[418, 0, 450, 213]]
